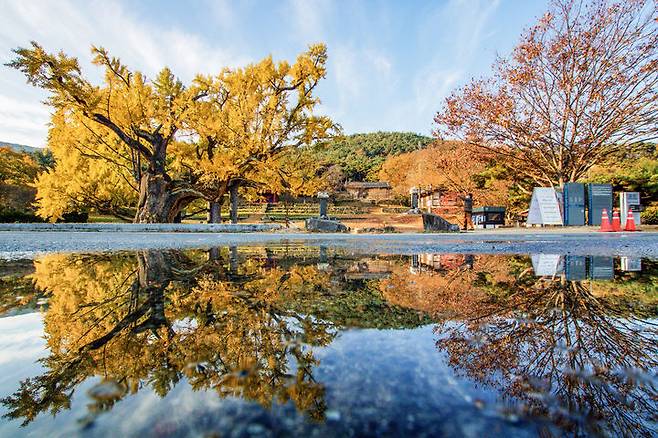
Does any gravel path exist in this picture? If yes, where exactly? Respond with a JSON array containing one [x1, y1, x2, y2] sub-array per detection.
[[1, 231, 657, 259]]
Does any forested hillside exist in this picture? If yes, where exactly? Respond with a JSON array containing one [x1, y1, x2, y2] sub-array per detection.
[[315, 132, 432, 182], [0, 141, 40, 154]]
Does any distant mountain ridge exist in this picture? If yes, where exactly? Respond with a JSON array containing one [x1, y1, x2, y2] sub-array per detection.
[[0, 141, 40, 154]]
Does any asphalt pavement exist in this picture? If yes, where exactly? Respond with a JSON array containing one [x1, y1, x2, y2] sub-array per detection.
[[1, 230, 657, 259]]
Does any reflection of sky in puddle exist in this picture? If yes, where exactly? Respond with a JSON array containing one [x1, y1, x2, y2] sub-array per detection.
[[0, 248, 655, 437]]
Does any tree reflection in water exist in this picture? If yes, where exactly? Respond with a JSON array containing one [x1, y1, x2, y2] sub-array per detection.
[[0, 250, 655, 436], [1, 248, 428, 427], [1, 249, 340, 425], [426, 257, 658, 437]]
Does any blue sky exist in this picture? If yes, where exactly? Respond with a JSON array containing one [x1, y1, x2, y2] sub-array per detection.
[[0, 0, 548, 147]]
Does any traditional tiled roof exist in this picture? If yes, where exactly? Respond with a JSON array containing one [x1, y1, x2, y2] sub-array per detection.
[[344, 181, 391, 189], [418, 187, 449, 197]]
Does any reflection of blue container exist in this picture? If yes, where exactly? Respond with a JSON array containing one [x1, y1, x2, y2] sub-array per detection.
[[589, 256, 614, 280], [565, 255, 587, 280], [563, 183, 585, 226], [587, 184, 613, 226]]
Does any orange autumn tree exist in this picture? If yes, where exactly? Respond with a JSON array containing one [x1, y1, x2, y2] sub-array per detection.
[[435, 275, 658, 436], [435, 0, 658, 188], [379, 255, 517, 316], [379, 141, 510, 206]]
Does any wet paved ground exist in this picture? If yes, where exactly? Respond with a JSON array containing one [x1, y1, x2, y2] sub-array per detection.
[[1, 230, 657, 258], [0, 249, 656, 437]]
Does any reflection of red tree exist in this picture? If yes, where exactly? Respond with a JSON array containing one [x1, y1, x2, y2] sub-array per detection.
[[435, 278, 658, 437], [435, 254, 466, 271], [381, 254, 657, 435], [417, 254, 468, 271]]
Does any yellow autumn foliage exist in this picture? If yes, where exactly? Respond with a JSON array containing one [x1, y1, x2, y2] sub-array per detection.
[[33, 111, 138, 221], [10, 42, 336, 222]]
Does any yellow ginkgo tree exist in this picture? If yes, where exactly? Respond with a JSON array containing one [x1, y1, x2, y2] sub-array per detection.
[[8, 42, 336, 223], [183, 43, 337, 222], [33, 110, 138, 221]]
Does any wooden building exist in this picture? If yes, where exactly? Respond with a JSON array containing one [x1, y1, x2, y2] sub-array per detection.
[[344, 181, 393, 202]]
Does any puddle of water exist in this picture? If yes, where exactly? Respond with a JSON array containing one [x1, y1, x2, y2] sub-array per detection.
[[0, 246, 656, 437]]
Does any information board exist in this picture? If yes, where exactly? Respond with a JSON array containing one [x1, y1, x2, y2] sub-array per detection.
[[589, 256, 614, 280], [587, 184, 613, 226], [565, 255, 587, 281], [527, 187, 563, 226]]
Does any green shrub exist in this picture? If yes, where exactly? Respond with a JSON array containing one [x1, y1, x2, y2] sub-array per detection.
[[0, 209, 44, 223], [641, 206, 658, 224], [58, 211, 89, 223], [0, 209, 88, 223]]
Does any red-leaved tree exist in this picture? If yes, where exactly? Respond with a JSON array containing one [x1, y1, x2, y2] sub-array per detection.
[[435, 0, 658, 187]]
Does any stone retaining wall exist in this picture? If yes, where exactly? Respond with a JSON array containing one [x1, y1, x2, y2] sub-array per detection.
[[422, 213, 460, 232], [0, 223, 283, 233]]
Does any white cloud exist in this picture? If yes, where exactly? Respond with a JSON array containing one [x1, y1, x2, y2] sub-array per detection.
[[307, 0, 503, 137], [448, 0, 501, 60], [0, 111, 51, 147], [319, 44, 395, 133], [205, 0, 238, 32], [365, 49, 392, 77], [0, 313, 45, 365], [406, 0, 502, 135], [0, 0, 247, 146], [288, 0, 334, 41], [0, 0, 536, 144], [414, 69, 461, 117], [332, 46, 361, 102]]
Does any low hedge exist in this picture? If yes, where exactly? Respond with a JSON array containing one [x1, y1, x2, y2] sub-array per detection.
[[0, 209, 44, 223], [0, 209, 88, 223]]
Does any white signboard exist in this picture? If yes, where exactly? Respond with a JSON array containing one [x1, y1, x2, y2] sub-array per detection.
[[620, 192, 641, 227], [527, 187, 563, 226], [620, 257, 642, 272], [531, 254, 563, 276]]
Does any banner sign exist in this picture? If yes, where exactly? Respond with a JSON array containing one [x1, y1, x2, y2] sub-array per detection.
[[620, 192, 641, 227], [527, 187, 563, 226], [620, 257, 642, 272]]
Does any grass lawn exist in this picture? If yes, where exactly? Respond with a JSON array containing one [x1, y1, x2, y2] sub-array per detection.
[[87, 214, 130, 223]]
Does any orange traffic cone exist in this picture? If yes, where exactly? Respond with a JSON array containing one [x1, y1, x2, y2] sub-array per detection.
[[624, 209, 637, 232], [599, 209, 613, 232], [611, 208, 622, 232]]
